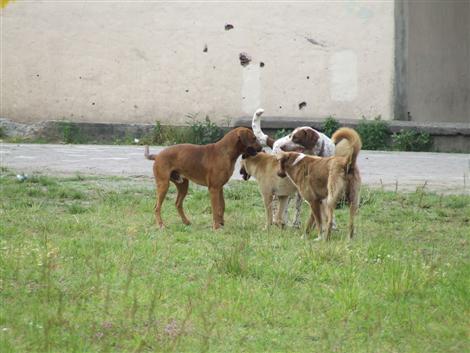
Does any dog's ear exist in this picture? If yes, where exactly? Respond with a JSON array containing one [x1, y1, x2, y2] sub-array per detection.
[[275, 152, 287, 161], [276, 152, 290, 178], [238, 129, 262, 155], [237, 129, 250, 146]]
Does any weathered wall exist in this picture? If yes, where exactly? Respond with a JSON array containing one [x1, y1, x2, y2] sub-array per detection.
[[1, 0, 394, 125], [406, 1, 470, 124]]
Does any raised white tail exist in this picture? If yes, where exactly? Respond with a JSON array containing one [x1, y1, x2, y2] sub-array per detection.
[[252, 108, 271, 146]]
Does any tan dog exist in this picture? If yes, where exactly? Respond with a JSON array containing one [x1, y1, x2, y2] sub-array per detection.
[[240, 153, 297, 229], [276, 128, 362, 240], [145, 127, 262, 230]]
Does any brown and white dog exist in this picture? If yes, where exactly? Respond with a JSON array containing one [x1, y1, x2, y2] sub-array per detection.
[[145, 127, 262, 230], [276, 127, 362, 241], [252, 108, 336, 227], [240, 152, 297, 229], [252, 108, 335, 156]]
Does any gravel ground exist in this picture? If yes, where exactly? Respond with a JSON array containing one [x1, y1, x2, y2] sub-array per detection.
[[1, 143, 469, 194]]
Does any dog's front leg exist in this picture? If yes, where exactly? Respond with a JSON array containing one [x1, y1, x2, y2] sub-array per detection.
[[309, 200, 324, 240], [209, 186, 223, 230], [262, 192, 273, 230], [218, 188, 225, 226], [292, 192, 303, 228], [275, 196, 289, 228]]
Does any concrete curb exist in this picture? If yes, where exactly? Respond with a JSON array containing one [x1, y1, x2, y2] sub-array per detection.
[[1, 117, 469, 152], [231, 116, 470, 135], [231, 116, 470, 152]]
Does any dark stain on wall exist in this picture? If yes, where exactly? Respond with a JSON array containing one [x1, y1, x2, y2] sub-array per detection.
[[305, 37, 326, 47], [239, 52, 252, 66]]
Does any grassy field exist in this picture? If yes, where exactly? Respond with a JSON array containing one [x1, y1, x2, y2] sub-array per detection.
[[1, 169, 469, 352]]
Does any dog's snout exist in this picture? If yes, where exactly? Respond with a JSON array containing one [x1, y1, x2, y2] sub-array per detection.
[[246, 145, 260, 156], [277, 170, 287, 178], [239, 166, 251, 181]]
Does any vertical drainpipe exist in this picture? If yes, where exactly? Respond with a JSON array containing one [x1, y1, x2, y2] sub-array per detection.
[[394, 0, 409, 121]]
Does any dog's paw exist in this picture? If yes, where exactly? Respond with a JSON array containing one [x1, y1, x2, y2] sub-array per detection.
[[213, 223, 224, 230]]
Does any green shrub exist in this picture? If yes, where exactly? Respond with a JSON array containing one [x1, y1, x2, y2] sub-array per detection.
[[392, 129, 433, 152], [322, 116, 341, 137], [141, 121, 190, 146], [59, 121, 83, 144], [147, 121, 166, 145], [274, 128, 291, 140], [186, 115, 224, 145], [0, 125, 5, 138], [356, 116, 390, 150]]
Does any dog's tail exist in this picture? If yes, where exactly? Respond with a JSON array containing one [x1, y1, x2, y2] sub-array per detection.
[[332, 128, 362, 171], [144, 145, 156, 160], [252, 108, 275, 148]]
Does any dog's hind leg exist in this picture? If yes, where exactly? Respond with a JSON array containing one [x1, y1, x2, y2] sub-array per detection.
[[155, 178, 170, 229], [346, 176, 361, 240], [326, 175, 346, 240], [174, 178, 190, 225]]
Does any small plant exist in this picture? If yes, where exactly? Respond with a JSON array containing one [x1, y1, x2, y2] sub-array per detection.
[[322, 116, 341, 137], [392, 129, 433, 152], [59, 121, 82, 144], [186, 115, 224, 145], [356, 116, 390, 150], [0, 125, 5, 138], [274, 128, 291, 140], [150, 121, 165, 145]]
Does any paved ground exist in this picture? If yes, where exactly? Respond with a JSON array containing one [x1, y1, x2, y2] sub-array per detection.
[[1, 143, 469, 194]]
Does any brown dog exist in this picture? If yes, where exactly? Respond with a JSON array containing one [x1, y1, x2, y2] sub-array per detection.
[[240, 153, 297, 229], [145, 127, 262, 230], [276, 128, 362, 240]]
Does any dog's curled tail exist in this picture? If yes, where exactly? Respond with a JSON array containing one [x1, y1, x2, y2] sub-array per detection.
[[332, 128, 362, 170], [252, 108, 275, 148], [144, 145, 156, 160]]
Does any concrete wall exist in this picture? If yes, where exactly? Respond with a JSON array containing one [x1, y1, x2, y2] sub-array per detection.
[[1, 0, 394, 125], [405, 1, 470, 124]]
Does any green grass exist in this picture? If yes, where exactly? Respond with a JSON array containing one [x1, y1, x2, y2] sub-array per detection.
[[1, 171, 469, 352]]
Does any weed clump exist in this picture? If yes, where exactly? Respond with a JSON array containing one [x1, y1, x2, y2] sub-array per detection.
[[322, 116, 341, 137], [356, 116, 390, 150], [143, 115, 224, 146], [59, 121, 83, 144], [186, 115, 224, 145], [392, 129, 433, 152]]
